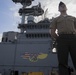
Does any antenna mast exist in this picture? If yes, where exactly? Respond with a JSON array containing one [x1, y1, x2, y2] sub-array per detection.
[[12, 0, 44, 33]]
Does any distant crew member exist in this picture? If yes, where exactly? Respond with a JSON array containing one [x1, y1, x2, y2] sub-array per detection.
[[49, 1, 76, 75]]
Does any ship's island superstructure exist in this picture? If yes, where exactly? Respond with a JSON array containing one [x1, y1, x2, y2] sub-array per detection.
[[0, 0, 74, 75]]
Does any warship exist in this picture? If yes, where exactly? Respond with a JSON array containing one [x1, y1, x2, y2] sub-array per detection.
[[0, 0, 74, 75]]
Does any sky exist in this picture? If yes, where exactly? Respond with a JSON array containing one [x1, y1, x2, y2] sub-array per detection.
[[0, 0, 76, 42]]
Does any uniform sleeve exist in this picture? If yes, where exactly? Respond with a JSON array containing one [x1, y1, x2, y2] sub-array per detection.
[[49, 18, 57, 29]]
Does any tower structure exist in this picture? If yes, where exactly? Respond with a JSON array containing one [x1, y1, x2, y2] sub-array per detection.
[[12, 0, 44, 33]]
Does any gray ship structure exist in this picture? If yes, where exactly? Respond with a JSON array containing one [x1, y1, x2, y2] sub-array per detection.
[[0, 0, 74, 75]]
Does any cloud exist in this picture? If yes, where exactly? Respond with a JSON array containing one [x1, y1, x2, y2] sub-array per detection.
[[72, 0, 76, 4], [40, 0, 76, 18], [10, 4, 22, 18], [10, 0, 76, 20], [67, 2, 76, 17], [33, 0, 76, 18], [9, 4, 22, 31]]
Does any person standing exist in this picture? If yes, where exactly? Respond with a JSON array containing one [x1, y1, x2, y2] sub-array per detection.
[[49, 1, 76, 75]]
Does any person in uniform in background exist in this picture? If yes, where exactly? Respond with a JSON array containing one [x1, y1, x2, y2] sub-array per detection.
[[49, 1, 76, 75]]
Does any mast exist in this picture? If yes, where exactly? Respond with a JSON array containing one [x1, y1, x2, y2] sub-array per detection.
[[12, 0, 44, 33]]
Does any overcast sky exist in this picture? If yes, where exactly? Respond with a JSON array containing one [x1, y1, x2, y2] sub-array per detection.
[[0, 0, 76, 42]]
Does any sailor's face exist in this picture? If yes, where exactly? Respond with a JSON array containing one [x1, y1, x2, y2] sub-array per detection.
[[59, 5, 67, 12]]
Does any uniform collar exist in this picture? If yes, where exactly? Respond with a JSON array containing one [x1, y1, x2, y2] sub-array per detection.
[[60, 14, 68, 17]]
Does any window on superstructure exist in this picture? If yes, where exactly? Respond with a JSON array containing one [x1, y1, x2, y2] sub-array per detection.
[[34, 25, 36, 29], [27, 25, 29, 29], [26, 34, 28, 38], [31, 34, 34, 38], [40, 25, 42, 29], [43, 25, 45, 29], [46, 34, 49, 37], [45, 25, 47, 28], [29, 26, 30, 29], [31, 25, 34, 29], [43, 34, 45, 38], [30, 25, 32, 29], [29, 34, 31, 38], [40, 34, 43, 38], [38, 25, 40, 29], [48, 34, 49, 37], [28, 25, 31, 29], [6, 37, 8, 42], [45, 34, 48, 37], [36, 25, 38, 29], [38, 34, 39, 38], [35, 34, 37, 38], [47, 25, 49, 28]]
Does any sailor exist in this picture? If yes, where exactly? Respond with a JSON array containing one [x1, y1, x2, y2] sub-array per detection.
[[49, 1, 76, 75]]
